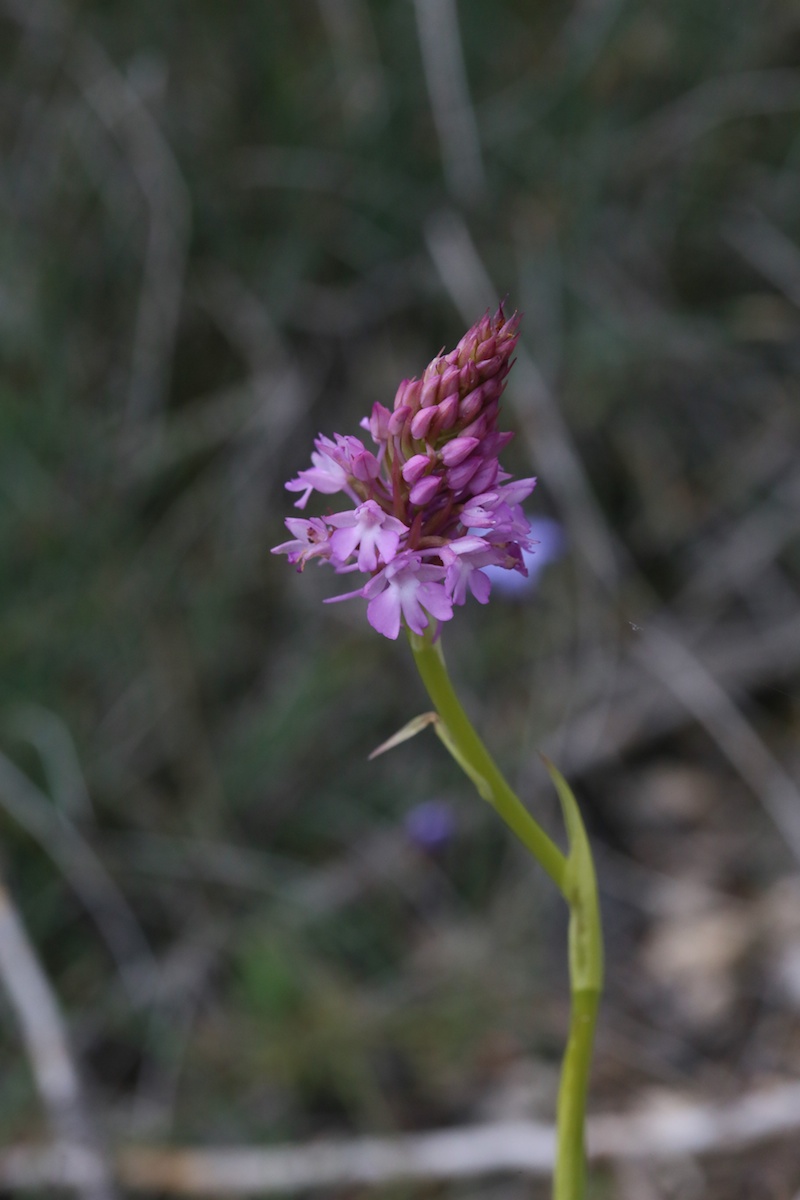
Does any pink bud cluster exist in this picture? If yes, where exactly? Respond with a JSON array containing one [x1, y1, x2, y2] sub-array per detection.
[[272, 306, 537, 639]]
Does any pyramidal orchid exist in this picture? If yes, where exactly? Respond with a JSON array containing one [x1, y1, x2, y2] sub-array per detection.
[[273, 306, 536, 638], [272, 308, 603, 1200]]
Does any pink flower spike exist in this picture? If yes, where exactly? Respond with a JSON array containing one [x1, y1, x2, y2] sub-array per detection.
[[273, 305, 533, 636], [328, 501, 407, 573], [362, 554, 453, 640]]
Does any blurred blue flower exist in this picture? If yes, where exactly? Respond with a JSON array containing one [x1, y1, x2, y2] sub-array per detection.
[[404, 799, 456, 852], [481, 516, 565, 597]]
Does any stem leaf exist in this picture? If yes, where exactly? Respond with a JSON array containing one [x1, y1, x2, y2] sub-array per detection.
[[541, 755, 604, 993], [368, 712, 439, 759]]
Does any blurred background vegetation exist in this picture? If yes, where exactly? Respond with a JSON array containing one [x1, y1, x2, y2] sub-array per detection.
[[1, 0, 800, 1195]]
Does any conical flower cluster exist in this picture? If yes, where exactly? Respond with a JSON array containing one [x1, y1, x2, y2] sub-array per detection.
[[273, 306, 536, 638]]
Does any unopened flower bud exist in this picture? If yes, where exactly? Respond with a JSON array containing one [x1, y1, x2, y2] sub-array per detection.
[[402, 454, 431, 485], [439, 365, 460, 400], [434, 393, 459, 432], [410, 406, 437, 440], [454, 327, 479, 361], [409, 475, 441, 507], [352, 450, 380, 482], [475, 336, 497, 362], [447, 456, 482, 492], [441, 436, 480, 468], [458, 361, 480, 393], [388, 406, 411, 436], [394, 379, 419, 411], [364, 402, 392, 442], [498, 313, 521, 345], [420, 375, 441, 408], [468, 457, 499, 494], [405, 379, 423, 411], [459, 414, 488, 441], [491, 431, 515, 454], [476, 355, 502, 381], [459, 385, 488, 423], [422, 355, 444, 382]]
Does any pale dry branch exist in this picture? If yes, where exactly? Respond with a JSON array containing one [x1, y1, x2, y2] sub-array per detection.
[[632, 622, 800, 865], [413, 0, 486, 205], [724, 208, 800, 311], [558, 611, 800, 777], [0, 750, 158, 1004], [127, 923, 226, 1139], [68, 38, 191, 438], [232, 144, 409, 215], [316, 0, 388, 131], [127, 364, 314, 568], [3, 0, 191, 446], [0, 877, 117, 1200], [1, 1082, 800, 1193], [678, 465, 800, 615], [8, 704, 94, 820], [556, 0, 627, 69], [627, 69, 800, 170]]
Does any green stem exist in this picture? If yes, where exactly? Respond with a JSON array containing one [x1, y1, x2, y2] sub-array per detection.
[[554, 988, 600, 1200], [408, 630, 567, 895], [407, 628, 603, 1200]]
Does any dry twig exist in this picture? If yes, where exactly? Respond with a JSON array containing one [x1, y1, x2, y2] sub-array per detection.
[[413, 0, 486, 205], [316, 0, 388, 131], [1, 1082, 800, 1194], [0, 876, 117, 1200], [0, 750, 157, 1003], [631, 622, 800, 866]]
